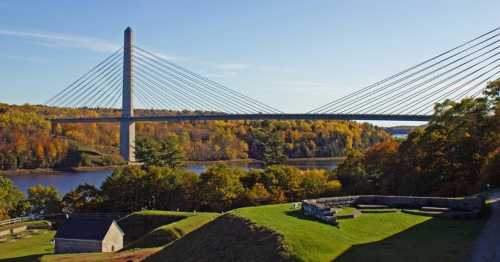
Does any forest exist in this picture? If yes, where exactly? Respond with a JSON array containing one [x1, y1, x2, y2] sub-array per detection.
[[0, 80, 498, 218], [0, 103, 390, 170], [0, 164, 341, 219], [336, 80, 500, 197]]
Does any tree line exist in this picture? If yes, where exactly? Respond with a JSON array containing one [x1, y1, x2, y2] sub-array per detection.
[[1, 79, 498, 218], [0, 103, 389, 170], [0, 164, 341, 219], [335, 80, 500, 197]]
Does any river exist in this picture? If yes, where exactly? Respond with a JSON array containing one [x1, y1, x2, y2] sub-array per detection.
[[7, 159, 342, 194]]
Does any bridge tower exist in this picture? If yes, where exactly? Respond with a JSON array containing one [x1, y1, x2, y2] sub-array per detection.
[[120, 27, 135, 162]]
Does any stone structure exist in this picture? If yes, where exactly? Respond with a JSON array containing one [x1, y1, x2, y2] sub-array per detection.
[[120, 27, 136, 162], [54, 218, 124, 254], [302, 195, 485, 223]]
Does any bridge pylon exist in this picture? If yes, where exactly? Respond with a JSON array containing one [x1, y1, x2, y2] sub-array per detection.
[[120, 27, 136, 162]]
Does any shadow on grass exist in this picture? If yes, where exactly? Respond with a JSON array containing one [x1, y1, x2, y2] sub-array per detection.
[[0, 253, 48, 262], [334, 216, 488, 262], [285, 209, 340, 227]]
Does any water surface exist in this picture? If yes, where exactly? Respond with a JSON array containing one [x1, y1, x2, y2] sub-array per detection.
[[7, 159, 341, 194]]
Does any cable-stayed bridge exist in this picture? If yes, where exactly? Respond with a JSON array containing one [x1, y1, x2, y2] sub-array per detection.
[[47, 27, 499, 161]]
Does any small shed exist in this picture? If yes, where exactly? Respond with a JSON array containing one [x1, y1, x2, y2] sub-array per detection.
[[54, 218, 124, 254]]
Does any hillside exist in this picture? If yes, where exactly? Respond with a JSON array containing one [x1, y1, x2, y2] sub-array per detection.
[[147, 203, 487, 262], [144, 214, 292, 262], [0, 103, 391, 170]]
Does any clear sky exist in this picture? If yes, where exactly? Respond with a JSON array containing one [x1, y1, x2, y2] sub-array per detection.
[[1, 0, 499, 122]]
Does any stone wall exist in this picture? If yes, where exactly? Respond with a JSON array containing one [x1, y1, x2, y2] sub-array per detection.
[[302, 195, 485, 221], [355, 195, 484, 211]]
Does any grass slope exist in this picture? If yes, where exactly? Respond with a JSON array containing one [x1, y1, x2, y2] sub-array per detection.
[[118, 210, 197, 244], [0, 230, 55, 262], [145, 214, 291, 262], [232, 203, 487, 262], [127, 212, 219, 248]]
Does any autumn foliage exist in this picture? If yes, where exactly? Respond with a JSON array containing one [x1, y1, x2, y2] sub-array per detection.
[[0, 103, 390, 170], [337, 80, 500, 196]]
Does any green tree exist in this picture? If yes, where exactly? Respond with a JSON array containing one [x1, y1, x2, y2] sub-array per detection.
[[198, 165, 245, 211], [101, 165, 148, 212], [0, 176, 25, 219], [335, 79, 500, 196], [101, 165, 199, 212], [27, 185, 61, 215], [62, 184, 103, 213], [262, 132, 288, 166], [136, 137, 184, 168]]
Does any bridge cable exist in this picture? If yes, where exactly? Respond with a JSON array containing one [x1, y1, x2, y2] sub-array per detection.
[[134, 63, 233, 113], [381, 53, 500, 114], [134, 72, 202, 110], [133, 76, 181, 110], [59, 55, 123, 107], [134, 48, 274, 113], [45, 48, 123, 105], [410, 64, 500, 115], [134, 46, 283, 113], [355, 44, 500, 114], [87, 75, 123, 108], [72, 64, 123, 108], [398, 60, 500, 115], [48, 50, 123, 107], [134, 58, 246, 113], [133, 54, 253, 113], [307, 27, 500, 113], [330, 38, 500, 114]]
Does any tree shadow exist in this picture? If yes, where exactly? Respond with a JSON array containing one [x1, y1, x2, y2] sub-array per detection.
[[285, 209, 339, 227], [0, 253, 48, 262], [334, 216, 488, 262]]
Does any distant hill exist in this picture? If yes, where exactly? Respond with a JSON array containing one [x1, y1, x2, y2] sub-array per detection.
[[384, 125, 425, 135]]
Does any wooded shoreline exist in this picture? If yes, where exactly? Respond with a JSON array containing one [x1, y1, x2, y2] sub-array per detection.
[[0, 156, 346, 176]]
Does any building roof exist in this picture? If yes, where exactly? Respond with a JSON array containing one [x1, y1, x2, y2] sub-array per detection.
[[54, 218, 123, 240]]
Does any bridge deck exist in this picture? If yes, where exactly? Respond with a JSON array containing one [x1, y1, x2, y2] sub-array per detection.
[[50, 113, 431, 123]]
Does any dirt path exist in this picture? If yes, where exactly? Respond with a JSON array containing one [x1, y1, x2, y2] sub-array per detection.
[[469, 192, 500, 262]]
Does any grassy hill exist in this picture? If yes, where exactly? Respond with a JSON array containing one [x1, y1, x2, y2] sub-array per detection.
[[148, 203, 487, 262], [126, 211, 219, 249], [118, 210, 200, 244], [0, 229, 55, 262], [27, 203, 489, 262], [144, 214, 292, 262], [233, 204, 487, 262]]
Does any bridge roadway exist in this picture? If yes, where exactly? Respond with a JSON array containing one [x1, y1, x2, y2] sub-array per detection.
[[50, 113, 431, 124]]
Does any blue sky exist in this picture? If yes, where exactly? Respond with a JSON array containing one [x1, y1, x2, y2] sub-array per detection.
[[1, 0, 499, 119]]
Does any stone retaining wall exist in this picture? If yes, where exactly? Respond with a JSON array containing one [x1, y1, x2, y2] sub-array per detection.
[[302, 195, 484, 222]]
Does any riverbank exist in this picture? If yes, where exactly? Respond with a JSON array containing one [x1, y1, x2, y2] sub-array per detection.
[[185, 156, 346, 165], [1, 157, 346, 177], [0, 165, 120, 176]]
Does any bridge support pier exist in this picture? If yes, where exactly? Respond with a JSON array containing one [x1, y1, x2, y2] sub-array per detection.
[[120, 119, 135, 162], [120, 27, 136, 162]]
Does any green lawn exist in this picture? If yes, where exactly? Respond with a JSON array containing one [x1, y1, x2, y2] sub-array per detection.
[[0, 230, 55, 262], [118, 210, 199, 244], [126, 212, 219, 248], [232, 204, 487, 262]]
